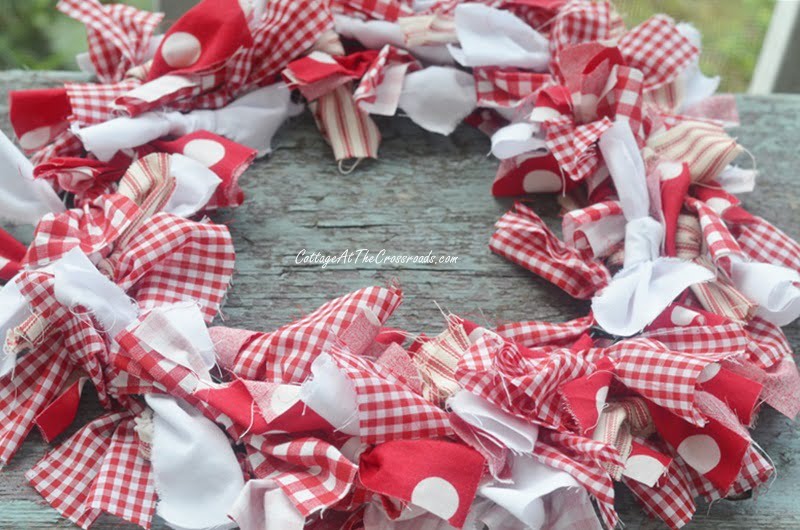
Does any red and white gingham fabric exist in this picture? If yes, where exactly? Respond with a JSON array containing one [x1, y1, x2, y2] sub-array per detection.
[[250, 436, 357, 516], [473, 67, 553, 109], [561, 200, 624, 255], [23, 193, 139, 268], [455, 332, 593, 430], [0, 340, 73, 468], [732, 215, 800, 272], [623, 439, 696, 529], [330, 346, 452, 443], [685, 197, 743, 276], [231, 285, 403, 382], [111, 213, 235, 322], [534, 433, 618, 529], [549, 0, 624, 54], [598, 338, 732, 426], [66, 80, 142, 126], [618, 15, 699, 90], [26, 411, 156, 529], [490, 202, 611, 299], [495, 314, 595, 348], [56, 0, 162, 84], [641, 322, 749, 358], [543, 116, 613, 184], [745, 316, 793, 369]]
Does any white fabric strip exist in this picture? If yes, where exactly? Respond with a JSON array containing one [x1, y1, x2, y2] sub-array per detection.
[[0, 131, 65, 225], [398, 67, 477, 135], [166, 154, 222, 217], [448, 3, 549, 70], [591, 121, 713, 336], [75, 83, 303, 161], [52, 247, 140, 340], [228, 478, 305, 530], [299, 353, 360, 435], [730, 259, 800, 326], [147, 394, 244, 530], [448, 390, 538, 454]]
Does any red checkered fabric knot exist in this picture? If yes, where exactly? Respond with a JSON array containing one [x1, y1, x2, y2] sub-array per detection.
[[330, 345, 452, 443], [26, 411, 156, 529], [57, 0, 163, 84], [231, 285, 403, 383], [490, 202, 611, 299], [332, 0, 414, 22], [473, 68, 554, 110], [495, 314, 595, 348], [549, 0, 624, 54], [618, 15, 699, 90], [249, 435, 358, 516]]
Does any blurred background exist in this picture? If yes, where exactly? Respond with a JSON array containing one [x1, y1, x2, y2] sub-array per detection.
[[0, 0, 796, 93]]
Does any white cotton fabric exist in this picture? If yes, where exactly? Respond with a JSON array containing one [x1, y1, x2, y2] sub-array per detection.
[[52, 247, 139, 340], [146, 394, 244, 530], [675, 23, 720, 112], [717, 165, 757, 194], [448, 390, 538, 454], [591, 121, 713, 336], [134, 303, 218, 379], [334, 15, 454, 65], [479, 454, 599, 530], [0, 131, 65, 225], [448, 3, 549, 70], [364, 502, 457, 530], [166, 154, 221, 217], [0, 276, 30, 378], [490, 122, 546, 160], [75, 83, 303, 161], [299, 353, 360, 435], [731, 259, 800, 326], [228, 478, 305, 530], [398, 67, 477, 135]]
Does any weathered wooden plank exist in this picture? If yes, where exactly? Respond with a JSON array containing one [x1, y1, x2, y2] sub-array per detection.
[[0, 71, 798, 529]]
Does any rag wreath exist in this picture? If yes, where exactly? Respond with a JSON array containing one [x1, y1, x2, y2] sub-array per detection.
[[1, 0, 799, 529]]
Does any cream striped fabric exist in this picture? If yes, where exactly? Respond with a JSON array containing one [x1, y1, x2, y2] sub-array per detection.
[[399, 14, 458, 47], [648, 120, 742, 183], [311, 82, 381, 165]]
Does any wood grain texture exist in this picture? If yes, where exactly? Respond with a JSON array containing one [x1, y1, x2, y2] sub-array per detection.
[[0, 71, 798, 529]]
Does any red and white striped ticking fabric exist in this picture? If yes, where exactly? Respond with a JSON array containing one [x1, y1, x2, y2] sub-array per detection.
[[732, 215, 800, 272], [250, 436, 357, 516], [549, 0, 624, 54], [618, 15, 699, 90], [311, 83, 381, 163], [56, 0, 162, 84], [490, 202, 611, 299], [648, 119, 743, 183], [411, 315, 471, 403], [232, 286, 403, 382], [399, 13, 458, 47], [473, 67, 553, 109], [495, 314, 595, 348], [331, 346, 452, 443], [26, 412, 156, 529]]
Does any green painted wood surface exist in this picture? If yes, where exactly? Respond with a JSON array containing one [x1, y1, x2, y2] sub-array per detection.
[[0, 71, 798, 529]]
